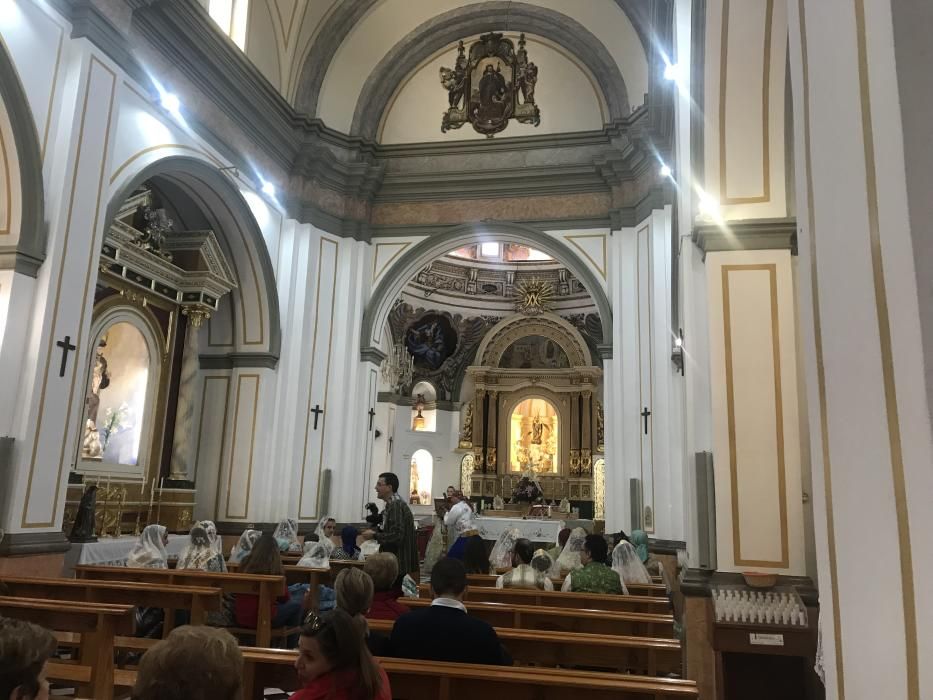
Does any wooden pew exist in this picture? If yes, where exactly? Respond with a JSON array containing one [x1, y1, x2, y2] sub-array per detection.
[[400, 598, 675, 638], [240, 649, 698, 700], [74, 565, 287, 647], [367, 619, 681, 676], [0, 576, 221, 636], [0, 596, 133, 700], [466, 573, 668, 598], [419, 583, 671, 615]]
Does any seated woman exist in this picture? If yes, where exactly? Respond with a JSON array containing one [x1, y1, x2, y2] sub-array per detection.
[[334, 567, 389, 656], [555, 526, 587, 572], [229, 528, 261, 564], [177, 525, 226, 572], [235, 533, 306, 645], [127, 524, 169, 569], [292, 609, 391, 700], [548, 527, 572, 561], [630, 529, 672, 592], [315, 515, 338, 556], [462, 534, 490, 575], [377, 542, 419, 598], [611, 540, 652, 587], [298, 542, 335, 612], [363, 553, 408, 621], [561, 534, 625, 594], [195, 519, 227, 572], [330, 526, 361, 561], [495, 538, 553, 590], [488, 528, 522, 573], [274, 518, 302, 553]]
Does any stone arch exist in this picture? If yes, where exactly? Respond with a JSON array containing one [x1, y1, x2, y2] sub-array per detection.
[[294, 0, 657, 125], [0, 39, 45, 276], [361, 221, 612, 361], [105, 156, 281, 366], [349, 3, 634, 140], [476, 313, 591, 368]]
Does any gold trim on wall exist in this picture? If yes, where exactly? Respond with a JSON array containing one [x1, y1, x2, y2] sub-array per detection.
[[372, 241, 411, 283], [721, 263, 789, 568], [565, 233, 607, 279], [718, 0, 775, 205], [22, 56, 117, 528], [298, 236, 339, 520], [852, 1, 918, 695], [796, 2, 845, 693], [223, 373, 260, 520]]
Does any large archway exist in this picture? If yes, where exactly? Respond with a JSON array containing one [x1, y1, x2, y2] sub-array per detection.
[[105, 156, 281, 364], [361, 221, 613, 361], [0, 38, 45, 276]]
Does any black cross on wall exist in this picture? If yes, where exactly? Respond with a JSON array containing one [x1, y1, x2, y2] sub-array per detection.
[[310, 404, 324, 430], [641, 406, 652, 435], [56, 336, 76, 377]]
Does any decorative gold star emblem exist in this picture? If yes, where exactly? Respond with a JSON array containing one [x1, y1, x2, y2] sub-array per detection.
[[513, 277, 554, 315]]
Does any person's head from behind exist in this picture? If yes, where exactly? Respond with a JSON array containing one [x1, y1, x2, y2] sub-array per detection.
[[132, 626, 242, 700], [511, 538, 534, 567], [242, 532, 283, 575], [581, 534, 609, 566], [531, 549, 554, 574], [431, 557, 467, 600], [297, 609, 382, 695], [375, 472, 398, 500], [363, 553, 399, 593], [188, 525, 210, 549], [341, 526, 359, 554], [0, 618, 56, 700], [462, 534, 488, 574], [557, 527, 572, 548], [334, 568, 374, 618]]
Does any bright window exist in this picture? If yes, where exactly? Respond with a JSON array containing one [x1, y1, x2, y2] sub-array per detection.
[[208, 0, 249, 50], [480, 242, 500, 258], [409, 449, 433, 505]]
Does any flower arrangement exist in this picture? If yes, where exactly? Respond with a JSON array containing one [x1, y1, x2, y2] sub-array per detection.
[[100, 402, 130, 450], [511, 476, 542, 503]]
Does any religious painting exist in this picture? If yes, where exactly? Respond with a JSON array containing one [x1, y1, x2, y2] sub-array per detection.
[[499, 335, 570, 369], [509, 397, 559, 474], [404, 314, 457, 370], [81, 322, 150, 466], [440, 32, 541, 137]]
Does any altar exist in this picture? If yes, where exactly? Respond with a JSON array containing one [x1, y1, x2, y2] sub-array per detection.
[[475, 516, 594, 544], [62, 534, 188, 575]]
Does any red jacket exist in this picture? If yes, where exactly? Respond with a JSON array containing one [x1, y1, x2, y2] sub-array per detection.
[[366, 590, 409, 621], [291, 667, 391, 700]]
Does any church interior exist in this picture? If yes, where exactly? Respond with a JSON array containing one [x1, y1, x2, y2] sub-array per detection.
[[0, 0, 930, 698]]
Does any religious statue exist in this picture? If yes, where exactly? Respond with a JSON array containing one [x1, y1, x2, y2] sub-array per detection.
[[596, 400, 605, 452], [82, 340, 110, 459], [559, 497, 571, 513], [458, 402, 474, 449], [440, 32, 541, 136], [69, 483, 99, 543], [529, 415, 547, 445], [493, 494, 504, 510], [439, 40, 467, 109]]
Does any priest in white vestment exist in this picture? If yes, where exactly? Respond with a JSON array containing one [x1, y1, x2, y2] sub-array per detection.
[[444, 490, 478, 560]]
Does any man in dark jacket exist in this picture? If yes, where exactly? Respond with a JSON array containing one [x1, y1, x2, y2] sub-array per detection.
[[388, 557, 511, 665]]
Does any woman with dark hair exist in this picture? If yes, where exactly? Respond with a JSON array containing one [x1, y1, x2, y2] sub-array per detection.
[[235, 533, 306, 644], [462, 534, 489, 574], [331, 526, 361, 560], [293, 609, 391, 700]]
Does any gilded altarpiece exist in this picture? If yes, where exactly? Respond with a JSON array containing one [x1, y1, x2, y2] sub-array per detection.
[[461, 314, 603, 505]]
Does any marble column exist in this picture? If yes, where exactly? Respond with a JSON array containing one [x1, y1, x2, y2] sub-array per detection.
[[169, 308, 210, 481]]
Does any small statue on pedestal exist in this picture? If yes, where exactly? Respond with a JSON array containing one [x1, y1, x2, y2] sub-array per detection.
[[69, 484, 99, 543]]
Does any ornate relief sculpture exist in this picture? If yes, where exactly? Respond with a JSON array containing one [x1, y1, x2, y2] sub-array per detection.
[[458, 402, 474, 449], [596, 400, 605, 452], [440, 32, 542, 137], [513, 277, 555, 315]]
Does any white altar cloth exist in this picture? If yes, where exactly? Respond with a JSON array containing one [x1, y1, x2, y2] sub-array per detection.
[[475, 517, 565, 544], [62, 534, 188, 575]]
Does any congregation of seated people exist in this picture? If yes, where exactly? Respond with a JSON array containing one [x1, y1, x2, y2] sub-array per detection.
[[0, 490, 668, 700]]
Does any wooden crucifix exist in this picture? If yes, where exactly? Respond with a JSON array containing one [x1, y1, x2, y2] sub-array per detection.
[[310, 404, 324, 430], [368, 407, 376, 431], [641, 406, 652, 435], [56, 336, 76, 377]]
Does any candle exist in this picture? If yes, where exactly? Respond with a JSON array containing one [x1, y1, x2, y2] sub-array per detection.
[[149, 478, 156, 508], [160, 477, 165, 491]]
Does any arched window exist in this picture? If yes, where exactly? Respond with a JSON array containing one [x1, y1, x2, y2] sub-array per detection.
[[207, 0, 249, 49], [409, 449, 433, 505]]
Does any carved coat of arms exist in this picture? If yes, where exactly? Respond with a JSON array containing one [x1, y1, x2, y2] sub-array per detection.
[[440, 32, 541, 137]]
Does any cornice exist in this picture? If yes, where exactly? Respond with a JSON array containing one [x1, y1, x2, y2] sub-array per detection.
[[692, 217, 798, 260]]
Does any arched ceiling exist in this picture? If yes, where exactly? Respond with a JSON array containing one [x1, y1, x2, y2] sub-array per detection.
[[245, 0, 649, 141]]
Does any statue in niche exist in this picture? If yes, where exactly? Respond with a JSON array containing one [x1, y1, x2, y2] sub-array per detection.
[[596, 401, 605, 451], [458, 402, 474, 449], [69, 484, 98, 543], [529, 415, 546, 445], [82, 339, 110, 459]]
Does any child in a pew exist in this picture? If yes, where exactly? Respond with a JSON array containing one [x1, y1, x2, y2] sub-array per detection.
[[0, 616, 56, 700]]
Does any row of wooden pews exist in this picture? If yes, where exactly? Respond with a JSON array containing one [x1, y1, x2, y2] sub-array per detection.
[[0, 560, 693, 700]]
